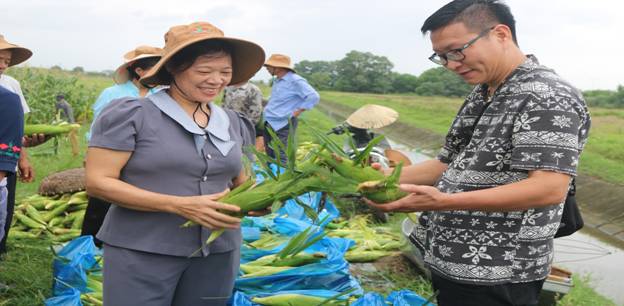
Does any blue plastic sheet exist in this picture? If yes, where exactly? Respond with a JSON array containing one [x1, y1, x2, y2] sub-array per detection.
[[242, 226, 261, 242], [241, 216, 275, 230], [44, 288, 82, 306], [270, 217, 321, 236], [51, 236, 101, 296], [351, 292, 387, 306], [387, 289, 434, 306]]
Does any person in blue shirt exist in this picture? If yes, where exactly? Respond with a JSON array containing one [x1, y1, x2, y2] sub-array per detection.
[[263, 54, 319, 163], [81, 45, 162, 246], [86, 45, 163, 140]]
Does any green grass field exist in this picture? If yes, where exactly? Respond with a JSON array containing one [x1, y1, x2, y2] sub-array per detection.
[[319, 91, 624, 185]]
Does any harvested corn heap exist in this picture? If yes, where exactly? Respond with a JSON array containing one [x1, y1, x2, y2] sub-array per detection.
[[10, 191, 88, 242]]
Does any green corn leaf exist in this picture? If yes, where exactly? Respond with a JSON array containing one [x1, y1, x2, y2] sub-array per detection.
[[306, 122, 348, 158], [270, 199, 284, 214], [277, 227, 312, 259], [246, 146, 278, 180], [286, 120, 298, 173], [265, 125, 287, 169], [353, 134, 386, 166], [293, 197, 319, 222]]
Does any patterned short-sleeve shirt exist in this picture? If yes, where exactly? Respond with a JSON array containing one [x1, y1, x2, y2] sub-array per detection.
[[411, 55, 591, 285], [222, 83, 264, 125]]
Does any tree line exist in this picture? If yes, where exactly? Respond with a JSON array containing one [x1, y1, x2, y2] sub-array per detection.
[[294, 50, 624, 107]]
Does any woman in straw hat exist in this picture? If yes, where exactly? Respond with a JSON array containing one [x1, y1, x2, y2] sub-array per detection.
[[86, 45, 163, 141], [82, 45, 162, 247], [86, 22, 265, 305]]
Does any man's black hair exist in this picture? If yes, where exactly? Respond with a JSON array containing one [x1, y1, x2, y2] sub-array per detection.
[[421, 0, 518, 45]]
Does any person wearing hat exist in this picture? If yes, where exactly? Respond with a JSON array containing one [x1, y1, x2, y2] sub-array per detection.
[[81, 45, 162, 246], [0, 35, 40, 256], [86, 21, 266, 305], [263, 54, 319, 163], [86, 45, 163, 141]]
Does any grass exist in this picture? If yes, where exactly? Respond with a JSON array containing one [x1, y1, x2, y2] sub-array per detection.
[[319, 91, 624, 185], [558, 275, 617, 306]]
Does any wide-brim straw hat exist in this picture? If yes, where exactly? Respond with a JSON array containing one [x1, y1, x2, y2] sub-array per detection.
[[0, 35, 32, 67], [264, 53, 295, 72], [141, 21, 265, 86], [114, 45, 163, 84], [346, 104, 399, 129]]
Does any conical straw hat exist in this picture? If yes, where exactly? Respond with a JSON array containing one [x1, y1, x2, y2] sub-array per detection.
[[0, 35, 32, 66], [346, 104, 398, 129]]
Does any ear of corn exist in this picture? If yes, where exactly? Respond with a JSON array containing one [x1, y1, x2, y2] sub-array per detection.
[[247, 252, 326, 267], [24, 123, 81, 136], [14, 211, 48, 230], [357, 162, 407, 203], [345, 250, 398, 263], [239, 265, 295, 278], [252, 294, 343, 306]]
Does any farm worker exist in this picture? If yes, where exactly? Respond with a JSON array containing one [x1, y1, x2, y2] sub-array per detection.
[[365, 1, 591, 305], [222, 81, 265, 151], [0, 86, 23, 292], [263, 53, 319, 164], [81, 45, 162, 247], [54, 94, 75, 123], [0, 35, 40, 257], [86, 21, 267, 305]]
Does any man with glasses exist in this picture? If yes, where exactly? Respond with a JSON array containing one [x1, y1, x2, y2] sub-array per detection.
[[366, 1, 590, 305]]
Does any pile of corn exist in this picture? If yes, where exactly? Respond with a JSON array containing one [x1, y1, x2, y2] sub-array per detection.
[[10, 191, 87, 242], [326, 215, 403, 263], [80, 268, 103, 305]]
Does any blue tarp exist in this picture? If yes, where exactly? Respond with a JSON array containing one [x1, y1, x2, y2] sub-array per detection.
[[45, 236, 101, 305]]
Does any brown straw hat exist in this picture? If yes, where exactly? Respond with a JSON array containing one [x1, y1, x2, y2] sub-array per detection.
[[114, 45, 163, 84], [140, 21, 265, 86], [0, 35, 33, 66], [346, 104, 399, 129], [264, 54, 295, 71]]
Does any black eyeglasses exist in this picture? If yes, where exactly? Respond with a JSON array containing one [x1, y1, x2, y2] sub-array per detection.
[[429, 26, 495, 66]]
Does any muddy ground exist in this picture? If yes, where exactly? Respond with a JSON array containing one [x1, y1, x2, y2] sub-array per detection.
[[316, 100, 624, 243]]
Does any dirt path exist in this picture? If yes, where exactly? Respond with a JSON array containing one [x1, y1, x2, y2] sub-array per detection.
[[317, 100, 624, 243]]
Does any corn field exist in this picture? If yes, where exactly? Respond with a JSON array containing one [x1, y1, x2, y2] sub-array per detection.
[[6, 67, 111, 124]]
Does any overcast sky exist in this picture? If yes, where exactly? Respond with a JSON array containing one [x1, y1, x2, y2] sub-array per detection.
[[2, 0, 621, 90]]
